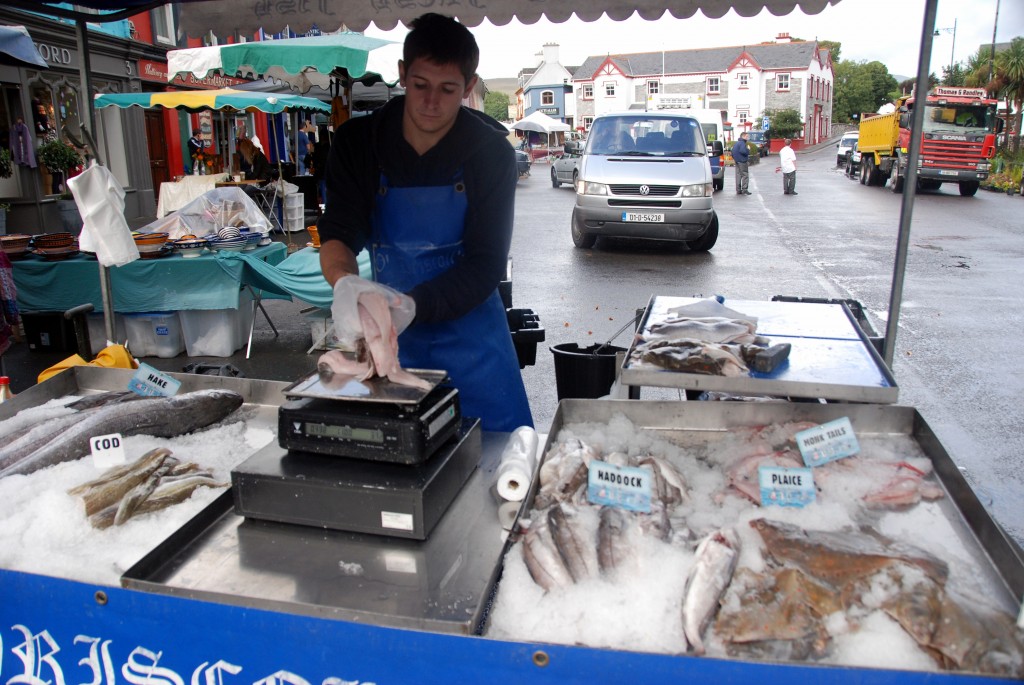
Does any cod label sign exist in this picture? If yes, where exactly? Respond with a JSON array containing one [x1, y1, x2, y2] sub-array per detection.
[[587, 461, 651, 513]]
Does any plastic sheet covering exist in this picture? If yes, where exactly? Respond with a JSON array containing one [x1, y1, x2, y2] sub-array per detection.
[[139, 187, 272, 240]]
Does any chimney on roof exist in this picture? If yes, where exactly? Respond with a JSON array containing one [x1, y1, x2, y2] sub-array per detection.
[[542, 43, 560, 65], [776, 32, 792, 43]]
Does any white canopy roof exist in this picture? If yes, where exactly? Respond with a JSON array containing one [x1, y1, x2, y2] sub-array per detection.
[[512, 110, 572, 133], [179, 0, 842, 40]]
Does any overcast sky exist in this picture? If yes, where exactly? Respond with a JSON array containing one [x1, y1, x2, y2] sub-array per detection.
[[364, 1, 1024, 82]]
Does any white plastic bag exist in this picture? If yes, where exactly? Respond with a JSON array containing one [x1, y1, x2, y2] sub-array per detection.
[[70, 161, 139, 267], [330, 276, 415, 349]]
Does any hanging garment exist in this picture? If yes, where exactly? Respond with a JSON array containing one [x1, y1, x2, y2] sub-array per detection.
[[9, 121, 35, 168]]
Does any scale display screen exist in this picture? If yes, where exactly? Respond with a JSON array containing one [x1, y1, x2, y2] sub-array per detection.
[[305, 422, 385, 444]]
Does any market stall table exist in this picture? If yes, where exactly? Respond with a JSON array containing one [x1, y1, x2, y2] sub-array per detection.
[[156, 173, 230, 218]]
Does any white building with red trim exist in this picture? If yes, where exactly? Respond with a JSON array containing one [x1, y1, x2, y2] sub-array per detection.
[[571, 33, 834, 146]]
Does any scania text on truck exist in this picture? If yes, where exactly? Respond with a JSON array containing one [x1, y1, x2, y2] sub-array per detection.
[[857, 86, 999, 197]]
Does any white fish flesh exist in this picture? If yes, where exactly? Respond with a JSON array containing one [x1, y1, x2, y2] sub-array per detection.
[[643, 316, 757, 344], [681, 528, 741, 655]]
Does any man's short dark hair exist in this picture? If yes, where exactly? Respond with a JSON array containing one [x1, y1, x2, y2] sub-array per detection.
[[404, 13, 479, 85]]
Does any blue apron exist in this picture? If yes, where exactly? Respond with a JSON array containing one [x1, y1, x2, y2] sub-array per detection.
[[371, 172, 533, 431]]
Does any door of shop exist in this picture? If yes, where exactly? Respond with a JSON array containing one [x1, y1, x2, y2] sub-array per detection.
[[145, 109, 169, 195]]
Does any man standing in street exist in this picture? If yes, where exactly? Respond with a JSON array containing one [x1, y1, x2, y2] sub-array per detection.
[[778, 138, 797, 195], [731, 132, 751, 195]]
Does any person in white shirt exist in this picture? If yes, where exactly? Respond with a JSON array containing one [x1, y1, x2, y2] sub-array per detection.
[[777, 138, 797, 195]]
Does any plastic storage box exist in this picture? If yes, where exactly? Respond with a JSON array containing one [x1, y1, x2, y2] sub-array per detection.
[[86, 312, 127, 355], [124, 312, 184, 358], [283, 193, 305, 233], [178, 288, 255, 357], [506, 308, 544, 368]]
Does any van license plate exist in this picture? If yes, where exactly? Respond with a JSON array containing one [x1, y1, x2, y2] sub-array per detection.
[[622, 212, 664, 223]]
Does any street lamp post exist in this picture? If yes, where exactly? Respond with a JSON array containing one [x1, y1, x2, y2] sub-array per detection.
[[934, 18, 957, 80]]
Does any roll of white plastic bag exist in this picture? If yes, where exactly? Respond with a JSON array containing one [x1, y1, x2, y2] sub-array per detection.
[[495, 426, 539, 502]]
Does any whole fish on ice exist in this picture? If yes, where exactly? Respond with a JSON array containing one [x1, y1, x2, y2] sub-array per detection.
[[0, 389, 244, 479], [681, 527, 740, 654]]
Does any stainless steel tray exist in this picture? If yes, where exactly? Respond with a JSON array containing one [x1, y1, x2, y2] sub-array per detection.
[[621, 297, 899, 403], [121, 429, 517, 635], [529, 400, 1023, 605], [281, 367, 448, 404]]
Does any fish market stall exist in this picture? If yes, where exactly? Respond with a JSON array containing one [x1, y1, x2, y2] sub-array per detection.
[[1, 364, 1023, 683]]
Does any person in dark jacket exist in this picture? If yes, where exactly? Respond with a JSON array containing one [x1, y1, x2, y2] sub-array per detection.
[[732, 132, 751, 195], [238, 138, 274, 182], [316, 12, 531, 432]]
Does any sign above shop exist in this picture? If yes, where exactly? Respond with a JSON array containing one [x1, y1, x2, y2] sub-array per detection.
[[138, 60, 247, 89]]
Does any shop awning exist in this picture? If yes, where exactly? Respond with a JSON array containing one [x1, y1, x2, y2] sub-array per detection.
[[0, 25, 47, 68], [93, 88, 330, 114]]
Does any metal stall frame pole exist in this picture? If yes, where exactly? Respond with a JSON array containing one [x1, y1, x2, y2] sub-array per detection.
[[75, 19, 116, 345], [883, 0, 939, 369], [266, 103, 295, 253]]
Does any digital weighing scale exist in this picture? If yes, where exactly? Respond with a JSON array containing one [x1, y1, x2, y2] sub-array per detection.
[[278, 368, 460, 465]]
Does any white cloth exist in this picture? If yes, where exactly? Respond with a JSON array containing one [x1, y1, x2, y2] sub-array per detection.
[[156, 173, 229, 217], [69, 161, 139, 267], [779, 145, 797, 173], [495, 426, 540, 502]]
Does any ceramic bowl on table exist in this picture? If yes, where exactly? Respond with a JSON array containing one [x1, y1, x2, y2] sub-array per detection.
[[208, 237, 247, 253], [173, 237, 208, 259], [32, 232, 76, 249], [217, 226, 241, 241], [32, 246, 80, 261], [133, 232, 170, 254], [1, 234, 33, 256], [239, 230, 262, 251]]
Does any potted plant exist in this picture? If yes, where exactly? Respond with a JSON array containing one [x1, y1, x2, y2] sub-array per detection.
[[36, 138, 82, 232]]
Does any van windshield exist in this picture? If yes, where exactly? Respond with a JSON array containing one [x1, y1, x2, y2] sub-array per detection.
[[586, 115, 705, 156]]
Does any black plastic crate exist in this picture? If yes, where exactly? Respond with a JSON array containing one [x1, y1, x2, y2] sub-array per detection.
[[21, 311, 79, 354], [507, 308, 544, 369]]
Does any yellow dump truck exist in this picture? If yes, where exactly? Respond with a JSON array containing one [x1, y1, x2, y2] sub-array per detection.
[[857, 87, 999, 196]]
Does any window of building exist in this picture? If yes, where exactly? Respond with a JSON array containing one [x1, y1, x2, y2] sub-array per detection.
[[777, 73, 790, 91], [541, 90, 554, 105], [738, 73, 748, 88], [707, 76, 720, 94], [647, 80, 660, 96], [738, 110, 749, 126], [583, 116, 594, 131], [151, 5, 175, 45], [582, 83, 593, 99], [604, 81, 616, 97]]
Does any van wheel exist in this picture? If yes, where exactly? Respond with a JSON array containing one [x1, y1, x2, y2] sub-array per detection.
[[550, 167, 560, 188], [686, 212, 719, 252], [713, 177, 724, 192], [571, 208, 596, 248]]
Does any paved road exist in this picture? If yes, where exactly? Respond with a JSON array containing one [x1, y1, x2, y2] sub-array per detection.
[[7, 138, 1022, 543]]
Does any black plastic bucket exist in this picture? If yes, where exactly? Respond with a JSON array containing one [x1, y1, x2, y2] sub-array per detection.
[[550, 342, 626, 400]]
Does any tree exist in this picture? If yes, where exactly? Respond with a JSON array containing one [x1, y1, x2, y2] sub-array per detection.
[[833, 60, 899, 122], [940, 63, 966, 87], [818, 40, 841, 63], [765, 108, 803, 139], [484, 91, 511, 122], [991, 37, 1024, 153]]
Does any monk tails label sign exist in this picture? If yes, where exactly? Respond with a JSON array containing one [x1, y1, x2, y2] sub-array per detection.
[[759, 466, 816, 507], [588, 461, 651, 512], [128, 363, 181, 397], [796, 417, 859, 467]]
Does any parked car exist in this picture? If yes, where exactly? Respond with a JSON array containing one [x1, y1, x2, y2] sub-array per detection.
[[551, 141, 582, 188], [844, 147, 862, 178], [747, 130, 769, 157], [570, 111, 719, 251], [836, 132, 859, 166], [512, 141, 531, 180]]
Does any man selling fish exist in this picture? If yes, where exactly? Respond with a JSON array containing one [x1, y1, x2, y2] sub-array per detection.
[[316, 13, 532, 431]]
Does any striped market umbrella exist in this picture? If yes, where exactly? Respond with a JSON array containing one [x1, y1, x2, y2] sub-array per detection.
[[93, 88, 330, 114]]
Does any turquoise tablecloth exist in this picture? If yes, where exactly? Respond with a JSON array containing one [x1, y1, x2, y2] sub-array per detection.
[[11, 242, 287, 313], [215, 246, 371, 310]]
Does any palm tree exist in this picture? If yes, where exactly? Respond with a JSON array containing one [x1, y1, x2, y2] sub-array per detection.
[[962, 48, 991, 90], [992, 37, 1024, 153]]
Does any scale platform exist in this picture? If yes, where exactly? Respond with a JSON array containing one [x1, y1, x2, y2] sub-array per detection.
[[232, 418, 481, 540]]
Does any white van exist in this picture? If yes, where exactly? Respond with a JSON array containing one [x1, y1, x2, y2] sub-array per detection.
[[570, 111, 720, 250], [665, 108, 727, 191]]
